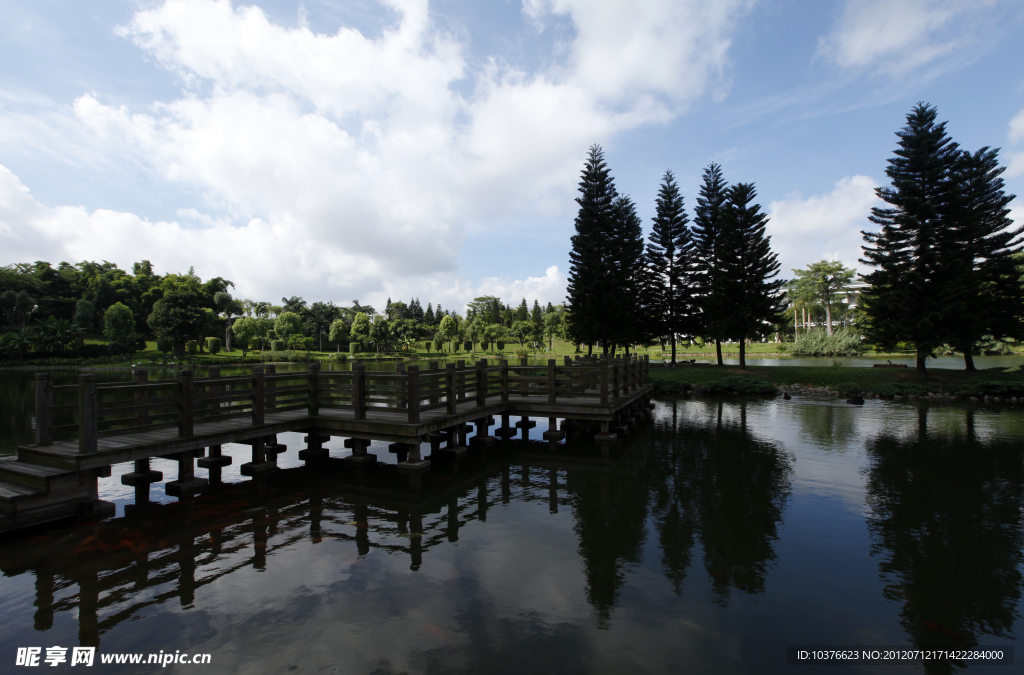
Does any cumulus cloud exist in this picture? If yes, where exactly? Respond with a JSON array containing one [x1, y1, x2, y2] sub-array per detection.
[[1007, 108, 1024, 178], [766, 175, 880, 277], [0, 0, 749, 306], [817, 0, 1014, 76]]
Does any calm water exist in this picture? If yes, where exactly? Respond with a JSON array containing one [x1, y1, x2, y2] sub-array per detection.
[[1, 367, 1023, 674]]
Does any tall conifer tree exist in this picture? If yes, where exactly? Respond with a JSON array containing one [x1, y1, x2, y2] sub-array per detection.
[[717, 183, 784, 369], [861, 103, 960, 373], [692, 163, 730, 365], [943, 147, 1022, 369], [646, 170, 695, 364], [567, 145, 618, 354], [609, 193, 647, 353]]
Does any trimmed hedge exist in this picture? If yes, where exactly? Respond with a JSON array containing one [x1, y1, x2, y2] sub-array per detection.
[[205, 337, 222, 354]]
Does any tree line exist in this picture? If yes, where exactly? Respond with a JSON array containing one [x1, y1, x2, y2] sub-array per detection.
[[0, 259, 569, 360], [566, 145, 784, 368]]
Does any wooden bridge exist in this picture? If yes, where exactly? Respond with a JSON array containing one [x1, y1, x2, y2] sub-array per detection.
[[0, 356, 652, 534]]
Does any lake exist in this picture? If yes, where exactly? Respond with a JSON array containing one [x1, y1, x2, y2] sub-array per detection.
[[1, 365, 1022, 673]]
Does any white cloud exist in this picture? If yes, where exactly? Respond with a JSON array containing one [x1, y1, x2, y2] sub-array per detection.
[[817, 0, 1012, 76], [1009, 108, 1024, 146], [766, 175, 880, 277], [3, 0, 754, 305]]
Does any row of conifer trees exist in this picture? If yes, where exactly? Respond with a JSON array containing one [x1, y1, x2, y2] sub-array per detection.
[[566, 145, 784, 368]]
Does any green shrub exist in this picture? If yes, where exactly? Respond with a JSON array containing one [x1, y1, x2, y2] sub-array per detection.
[[185, 340, 199, 356], [205, 337, 222, 354], [271, 339, 286, 352], [792, 328, 862, 357], [464, 340, 473, 352], [697, 376, 777, 396], [496, 340, 505, 350], [514, 348, 529, 357], [350, 340, 360, 355], [288, 352, 310, 363], [424, 341, 431, 354], [157, 337, 174, 355]]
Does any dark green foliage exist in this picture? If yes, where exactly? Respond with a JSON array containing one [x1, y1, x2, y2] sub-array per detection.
[[861, 103, 962, 372], [271, 339, 286, 352], [147, 274, 208, 357], [698, 376, 778, 396], [692, 163, 730, 365], [566, 144, 619, 351], [717, 183, 784, 368], [942, 147, 1023, 368], [646, 170, 696, 363], [205, 337, 222, 354], [791, 328, 863, 356]]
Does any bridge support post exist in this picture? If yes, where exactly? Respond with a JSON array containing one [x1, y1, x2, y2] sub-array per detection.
[[166, 452, 208, 498], [299, 433, 330, 463], [122, 458, 163, 513], [595, 419, 617, 444], [344, 437, 376, 469], [542, 417, 564, 442], [470, 415, 495, 447], [197, 444, 232, 485], [78, 374, 98, 454], [516, 415, 537, 439], [397, 442, 430, 490], [495, 412, 516, 439]]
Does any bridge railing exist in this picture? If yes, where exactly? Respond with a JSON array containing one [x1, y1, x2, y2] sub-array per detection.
[[32, 356, 650, 452]]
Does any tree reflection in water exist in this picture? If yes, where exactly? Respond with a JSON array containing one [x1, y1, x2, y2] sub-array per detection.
[[650, 400, 793, 605], [865, 405, 1024, 673]]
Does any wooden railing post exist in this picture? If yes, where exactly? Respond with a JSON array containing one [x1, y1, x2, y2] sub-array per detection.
[[206, 366, 219, 420], [476, 360, 486, 407], [500, 359, 509, 402], [178, 369, 194, 437], [396, 363, 407, 409], [612, 357, 621, 402], [265, 364, 276, 411], [519, 356, 528, 398], [251, 366, 265, 426], [407, 365, 420, 423], [429, 361, 439, 406], [34, 372, 52, 447], [456, 360, 465, 403], [644, 354, 650, 383], [599, 359, 609, 406], [548, 359, 556, 404], [308, 362, 321, 416], [353, 364, 366, 420], [134, 368, 149, 427], [78, 374, 97, 453], [446, 363, 457, 415]]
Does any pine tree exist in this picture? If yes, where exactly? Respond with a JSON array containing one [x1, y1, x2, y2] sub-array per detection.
[[516, 298, 529, 322], [645, 170, 695, 364], [717, 183, 784, 369], [609, 193, 648, 353], [943, 147, 1022, 369], [567, 144, 619, 354], [531, 299, 543, 328], [692, 163, 730, 365], [425, 303, 435, 325], [861, 103, 960, 373]]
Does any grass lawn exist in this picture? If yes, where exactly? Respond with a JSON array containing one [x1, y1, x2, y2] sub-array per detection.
[[649, 362, 1024, 398]]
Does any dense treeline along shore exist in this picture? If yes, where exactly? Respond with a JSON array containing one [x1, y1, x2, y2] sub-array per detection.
[[2, 103, 1022, 376]]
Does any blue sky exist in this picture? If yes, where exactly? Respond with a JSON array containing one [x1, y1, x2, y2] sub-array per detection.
[[2, 0, 1023, 313]]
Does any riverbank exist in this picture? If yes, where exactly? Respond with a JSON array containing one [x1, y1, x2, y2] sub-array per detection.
[[649, 363, 1024, 400]]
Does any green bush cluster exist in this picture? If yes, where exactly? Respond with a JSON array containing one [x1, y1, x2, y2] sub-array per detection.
[[791, 328, 862, 356], [271, 339, 286, 352], [205, 337, 222, 354], [697, 376, 777, 395], [185, 340, 199, 355]]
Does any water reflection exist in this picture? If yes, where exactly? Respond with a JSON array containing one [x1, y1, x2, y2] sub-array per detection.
[[652, 401, 794, 604], [865, 406, 1024, 673], [0, 394, 1022, 672]]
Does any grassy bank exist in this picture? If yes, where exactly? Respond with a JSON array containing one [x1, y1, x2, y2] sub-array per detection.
[[649, 363, 1024, 399]]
